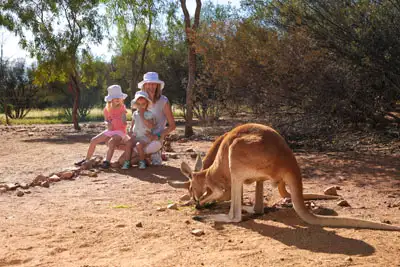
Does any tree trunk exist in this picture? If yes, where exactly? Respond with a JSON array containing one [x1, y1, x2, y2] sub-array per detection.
[[70, 75, 81, 131], [180, 0, 201, 137], [4, 103, 9, 125], [185, 45, 195, 137], [130, 9, 153, 97]]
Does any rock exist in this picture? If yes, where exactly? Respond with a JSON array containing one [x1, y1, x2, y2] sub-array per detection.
[[164, 142, 174, 152], [16, 190, 24, 197], [80, 170, 98, 177], [167, 203, 178, 210], [93, 156, 103, 166], [192, 216, 205, 222], [345, 257, 353, 262], [19, 182, 30, 189], [312, 206, 337, 216], [16, 128, 27, 132], [28, 132, 34, 136], [24, 190, 31, 194], [58, 171, 74, 180], [40, 181, 50, 188], [136, 222, 143, 228], [337, 200, 350, 207], [168, 153, 178, 159], [88, 171, 98, 177], [156, 207, 166, 212], [324, 186, 338, 196], [381, 219, 392, 224], [191, 229, 204, 236], [180, 194, 191, 201], [49, 175, 61, 182], [0, 187, 7, 193], [185, 148, 195, 152], [392, 202, 400, 208], [190, 153, 197, 159], [80, 160, 93, 170], [5, 183, 19, 190], [31, 174, 49, 186]]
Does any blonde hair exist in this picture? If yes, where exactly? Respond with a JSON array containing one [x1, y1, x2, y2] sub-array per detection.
[[143, 84, 161, 102], [106, 98, 122, 111]]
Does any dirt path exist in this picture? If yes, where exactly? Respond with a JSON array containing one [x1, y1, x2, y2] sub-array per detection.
[[0, 124, 399, 267]]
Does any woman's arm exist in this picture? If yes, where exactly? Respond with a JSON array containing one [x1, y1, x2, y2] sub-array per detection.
[[159, 101, 176, 139]]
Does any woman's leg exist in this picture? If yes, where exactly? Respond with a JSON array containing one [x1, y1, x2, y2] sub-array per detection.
[[144, 140, 163, 165], [144, 140, 163, 154], [106, 135, 122, 162], [86, 132, 110, 160]]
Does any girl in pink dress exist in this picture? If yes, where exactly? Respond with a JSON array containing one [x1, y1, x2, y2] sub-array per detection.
[[75, 85, 128, 169]]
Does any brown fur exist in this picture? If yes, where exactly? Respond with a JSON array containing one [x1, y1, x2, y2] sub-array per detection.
[[183, 127, 337, 202], [180, 123, 400, 230]]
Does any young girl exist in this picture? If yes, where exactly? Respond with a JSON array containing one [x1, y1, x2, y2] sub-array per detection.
[[122, 91, 155, 170], [76, 84, 128, 169]]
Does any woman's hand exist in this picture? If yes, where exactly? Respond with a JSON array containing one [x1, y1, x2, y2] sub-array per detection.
[[145, 131, 158, 141]]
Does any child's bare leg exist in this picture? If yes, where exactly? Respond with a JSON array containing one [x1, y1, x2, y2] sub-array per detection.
[[125, 137, 136, 161], [136, 141, 145, 161], [106, 135, 122, 162], [86, 133, 110, 160]]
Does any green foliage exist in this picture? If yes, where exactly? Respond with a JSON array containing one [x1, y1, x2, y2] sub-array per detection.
[[0, 59, 38, 119]]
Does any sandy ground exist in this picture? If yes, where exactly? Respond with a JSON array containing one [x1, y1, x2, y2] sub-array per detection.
[[0, 123, 399, 267]]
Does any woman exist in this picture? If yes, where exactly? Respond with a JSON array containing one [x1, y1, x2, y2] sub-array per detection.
[[121, 72, 176, 166]]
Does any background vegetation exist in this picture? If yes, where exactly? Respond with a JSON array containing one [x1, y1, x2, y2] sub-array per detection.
[[0, 0, 399, 137]]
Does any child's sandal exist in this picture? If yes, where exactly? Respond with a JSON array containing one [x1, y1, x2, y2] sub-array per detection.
[[74, 159, 87, 166]]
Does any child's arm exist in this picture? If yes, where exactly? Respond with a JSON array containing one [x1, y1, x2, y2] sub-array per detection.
[[104, 108, 112, 130], [128, 117, 135, 136]]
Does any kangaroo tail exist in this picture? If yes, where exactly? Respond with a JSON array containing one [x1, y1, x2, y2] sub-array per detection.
[[287, 176, 400, 231]]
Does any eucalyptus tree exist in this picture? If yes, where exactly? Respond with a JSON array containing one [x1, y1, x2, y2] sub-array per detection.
[[267, 0, 400, 125], [0, 0, 104, 130], [0, 59, 38, 120], [103, 0, 163, 97], [180, 0, 201, 137]]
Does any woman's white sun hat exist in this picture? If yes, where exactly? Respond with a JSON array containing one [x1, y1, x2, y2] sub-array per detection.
[[138, 72, 165, 90], [131, 91, 153, 109], [104, 85, 128, 102]]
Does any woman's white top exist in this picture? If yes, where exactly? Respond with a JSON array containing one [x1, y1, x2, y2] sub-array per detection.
[[149, 95, 168, 135]]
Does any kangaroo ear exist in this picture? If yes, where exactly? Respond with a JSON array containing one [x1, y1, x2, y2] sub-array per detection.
[[194, 153, 203, 172], [180, 161, 193, 179]]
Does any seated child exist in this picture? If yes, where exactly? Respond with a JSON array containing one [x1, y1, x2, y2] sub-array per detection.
[[75, 85, 128, 169], [122, 91, 155, 170]]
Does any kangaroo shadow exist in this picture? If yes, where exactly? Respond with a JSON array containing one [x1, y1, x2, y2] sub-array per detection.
[[110, 165, 188, 185], [195, 204, 376, 256]]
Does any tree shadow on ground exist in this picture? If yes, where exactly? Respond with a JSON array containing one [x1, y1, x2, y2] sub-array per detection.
[[298, 152, 400, 191], [105, 165, 187, 185], [194, 204, 376, 256], [22, 133, 95, 145]]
